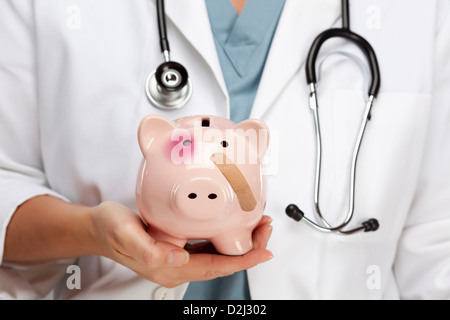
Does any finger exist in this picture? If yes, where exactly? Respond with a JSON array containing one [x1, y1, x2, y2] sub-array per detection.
[[258, 215, 273, 227], [184, 216, 273, 254], [253, 216, 273, 250], [174, 248, 273, 283]]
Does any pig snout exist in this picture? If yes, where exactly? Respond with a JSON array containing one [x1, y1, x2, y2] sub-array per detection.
[[173, 177, 233, 220]]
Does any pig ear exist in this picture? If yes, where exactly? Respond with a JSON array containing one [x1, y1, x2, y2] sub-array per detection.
[[234, 119, 270, 159], [138, 114, 175, 154]]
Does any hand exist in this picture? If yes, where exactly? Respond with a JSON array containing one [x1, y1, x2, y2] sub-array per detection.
[[89, 201, 273, 288]]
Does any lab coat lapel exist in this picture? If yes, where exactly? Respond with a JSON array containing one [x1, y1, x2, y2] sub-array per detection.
[[251, 0, 340, 119], [163, 0, 228, 97]]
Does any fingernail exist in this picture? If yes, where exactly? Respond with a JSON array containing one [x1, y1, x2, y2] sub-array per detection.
[[264, 253, 274, 262], [265, 226, 273, 242], [167, 249, 189, 266]]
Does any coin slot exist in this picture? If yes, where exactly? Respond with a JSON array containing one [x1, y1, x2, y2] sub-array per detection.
[[202, 118, 210, 127]]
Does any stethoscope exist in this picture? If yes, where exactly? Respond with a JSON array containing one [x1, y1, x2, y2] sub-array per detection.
[[146, 0, 380, 235], [145, 0, 192, 109]]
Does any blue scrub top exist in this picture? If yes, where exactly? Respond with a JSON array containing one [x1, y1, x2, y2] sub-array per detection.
[[183, 0, 285, 300]]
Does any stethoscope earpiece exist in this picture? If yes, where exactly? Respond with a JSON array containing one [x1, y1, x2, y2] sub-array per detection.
[[146, 61, 192, 110], [285, 204, 304, 222], [286, 204, 380, 234]]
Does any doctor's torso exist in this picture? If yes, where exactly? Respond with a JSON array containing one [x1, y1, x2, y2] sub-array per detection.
[[5, 0, 448, 299]]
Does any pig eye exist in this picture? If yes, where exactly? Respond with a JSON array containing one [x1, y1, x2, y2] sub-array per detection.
[[221, 141, 229, 148], [183, 139, 192, 146]]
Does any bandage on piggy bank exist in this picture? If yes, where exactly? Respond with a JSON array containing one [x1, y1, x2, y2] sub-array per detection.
[[136, 114, 269, 255]]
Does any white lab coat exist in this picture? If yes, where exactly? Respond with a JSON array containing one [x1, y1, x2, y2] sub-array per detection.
[[0, 0, 449, 300]]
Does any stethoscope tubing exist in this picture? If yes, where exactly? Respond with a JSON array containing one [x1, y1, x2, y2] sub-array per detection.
[[306, 28, 381, 98], [301, 87, 375, 235], [156, 0, 170, 59]]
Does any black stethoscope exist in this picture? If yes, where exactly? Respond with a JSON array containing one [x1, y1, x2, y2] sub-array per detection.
[[146, 0, 381, 235], [145, 0, 192, 109]]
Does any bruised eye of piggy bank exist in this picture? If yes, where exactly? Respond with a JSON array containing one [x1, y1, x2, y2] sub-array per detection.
[[166, 135, 194, 165]]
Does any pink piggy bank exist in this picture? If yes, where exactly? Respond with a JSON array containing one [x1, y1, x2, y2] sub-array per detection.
[[136, 114, 269, 255]]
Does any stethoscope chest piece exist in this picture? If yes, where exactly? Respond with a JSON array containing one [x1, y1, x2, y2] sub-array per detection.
[[146, 61, 192, 110]]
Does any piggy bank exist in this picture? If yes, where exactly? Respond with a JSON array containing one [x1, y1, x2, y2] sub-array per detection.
[[136, 114, 269, 255]]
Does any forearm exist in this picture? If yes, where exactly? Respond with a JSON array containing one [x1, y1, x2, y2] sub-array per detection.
[[3, 195, 96, 265], [2, 194, 273, 288]]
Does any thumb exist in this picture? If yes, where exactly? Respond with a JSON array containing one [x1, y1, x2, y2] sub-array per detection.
[[115, 220, 190, 268], [154, 241, 190, 267]]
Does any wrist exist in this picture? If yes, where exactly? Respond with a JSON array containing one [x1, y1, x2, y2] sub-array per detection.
[[73, 204, 102, 257]]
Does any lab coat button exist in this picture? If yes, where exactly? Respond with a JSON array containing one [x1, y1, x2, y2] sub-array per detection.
[[154, 286, 175, 300]]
